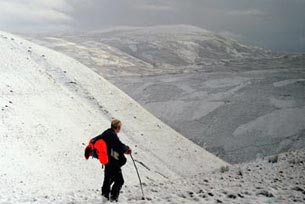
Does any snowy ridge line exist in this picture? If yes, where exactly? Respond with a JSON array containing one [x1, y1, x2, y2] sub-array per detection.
[[0, 31, 227, 203], [28, 32, 228, 173]]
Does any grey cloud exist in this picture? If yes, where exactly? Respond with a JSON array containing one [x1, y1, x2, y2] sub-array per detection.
[[227, 9, 265, 17], [0, 0, 73, 32], [130, 0, 175, 11], [0, 0, 304, 52]]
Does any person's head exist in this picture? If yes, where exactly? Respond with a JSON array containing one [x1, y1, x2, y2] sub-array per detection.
[[111, 119, 122, 133]]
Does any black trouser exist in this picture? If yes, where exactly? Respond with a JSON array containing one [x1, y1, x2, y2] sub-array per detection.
[[102, 163, 124, 200]]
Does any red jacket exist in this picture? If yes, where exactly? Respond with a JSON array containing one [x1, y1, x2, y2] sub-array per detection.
[[84, 138, 108, 165]]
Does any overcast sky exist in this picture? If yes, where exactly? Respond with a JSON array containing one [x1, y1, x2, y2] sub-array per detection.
[[0, 0, 304, 53]]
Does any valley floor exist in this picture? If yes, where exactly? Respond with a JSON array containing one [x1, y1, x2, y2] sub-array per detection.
[[10, 148, 304, 204]]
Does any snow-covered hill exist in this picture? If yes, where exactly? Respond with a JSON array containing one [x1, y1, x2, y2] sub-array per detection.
[[30, 25, 273, 77], [91, 25, 271, 67], [0, 31, 226, 203], [27, 25, 305, 164]]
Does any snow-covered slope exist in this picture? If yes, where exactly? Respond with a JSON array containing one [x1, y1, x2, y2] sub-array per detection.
[[0, 31, 226, 203], [27, 25, 305, 164], [36, 148, 305, 204]]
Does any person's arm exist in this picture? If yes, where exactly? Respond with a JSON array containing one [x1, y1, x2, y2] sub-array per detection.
[[120, 142, 131, 154], [114, 134, 132, 154]]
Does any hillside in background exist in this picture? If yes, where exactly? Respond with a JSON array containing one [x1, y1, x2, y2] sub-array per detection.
[[88, 25, 270, 67], [28, 25, 305, 163]]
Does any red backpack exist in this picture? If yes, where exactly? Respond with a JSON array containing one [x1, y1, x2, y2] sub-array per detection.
[[84, 138, 109, 165]]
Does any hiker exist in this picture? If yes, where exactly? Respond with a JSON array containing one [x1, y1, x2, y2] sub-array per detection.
[[85, 119, 132, 202]]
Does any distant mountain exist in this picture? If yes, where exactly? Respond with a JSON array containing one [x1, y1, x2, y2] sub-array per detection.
[[84, 25, 271, 68]]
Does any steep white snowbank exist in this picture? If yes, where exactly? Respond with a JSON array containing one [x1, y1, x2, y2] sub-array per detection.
[[0, 31, 226, 202]]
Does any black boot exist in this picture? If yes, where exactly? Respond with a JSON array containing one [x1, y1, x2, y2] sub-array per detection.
[[102, 193, 109, 200], [110, 194, 118, 202], [101, 188, 109, 201]]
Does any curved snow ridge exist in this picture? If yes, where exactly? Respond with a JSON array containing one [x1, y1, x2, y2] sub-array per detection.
[[90, 24, 211, 35], [0, 31, 226, 202]]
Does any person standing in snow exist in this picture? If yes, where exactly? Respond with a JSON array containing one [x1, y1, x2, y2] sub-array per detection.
[[100, 119, 132, 202]]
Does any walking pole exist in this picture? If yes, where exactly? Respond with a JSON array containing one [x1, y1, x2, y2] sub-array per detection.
[[130, 154, 145, 200]]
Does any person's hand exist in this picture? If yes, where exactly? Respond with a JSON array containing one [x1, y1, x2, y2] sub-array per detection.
[[125, 149, 132, 155]]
